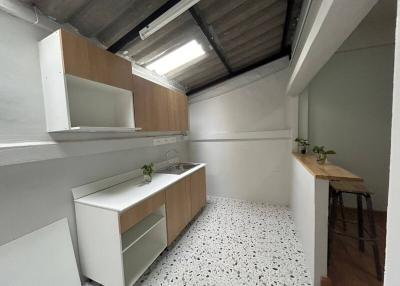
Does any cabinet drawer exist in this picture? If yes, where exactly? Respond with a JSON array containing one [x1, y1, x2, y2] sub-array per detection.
[[119, 191, 165, 234]]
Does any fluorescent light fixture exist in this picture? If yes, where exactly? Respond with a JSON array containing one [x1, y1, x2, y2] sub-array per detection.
[[146, 40, 205, 75], [139, 0, 200, 40]]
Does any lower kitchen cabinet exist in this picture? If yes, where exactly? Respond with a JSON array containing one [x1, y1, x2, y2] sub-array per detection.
[[190, 167, 207, 218], [165, 167, 207, 245], [75, 191, 167, 286], [74, 166, 206, 285]]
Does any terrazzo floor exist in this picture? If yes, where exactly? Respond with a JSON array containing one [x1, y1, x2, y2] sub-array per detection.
[[134, 196, 312, 286]]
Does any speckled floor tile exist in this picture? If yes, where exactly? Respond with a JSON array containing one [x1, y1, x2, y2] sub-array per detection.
[[134, 196, 312, 286]]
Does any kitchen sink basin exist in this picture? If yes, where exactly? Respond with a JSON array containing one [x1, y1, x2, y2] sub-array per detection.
[[157, 163, 199, 175]]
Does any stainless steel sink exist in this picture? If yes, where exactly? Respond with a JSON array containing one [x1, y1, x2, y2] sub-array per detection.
[[157, 163, 199, 175]]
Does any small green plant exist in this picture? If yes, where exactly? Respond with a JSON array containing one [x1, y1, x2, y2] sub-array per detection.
[[295, 137, 310, 154], [141, 163, 154, 182], [312, 146, 336, 164]]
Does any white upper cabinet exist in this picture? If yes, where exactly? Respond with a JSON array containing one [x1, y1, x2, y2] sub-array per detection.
[[38, 29, 139, 132]]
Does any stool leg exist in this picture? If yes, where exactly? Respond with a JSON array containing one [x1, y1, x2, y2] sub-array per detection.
[[357, 194, 365, 252], [328, 190, 338, 264], [339, 192, 346, 231], [365, 194, 382, 281], [330, 191, 338, 230]]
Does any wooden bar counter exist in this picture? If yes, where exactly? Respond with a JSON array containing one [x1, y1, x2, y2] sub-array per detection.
[[289, 152, 362, 286], [292, 153, 362, 182]]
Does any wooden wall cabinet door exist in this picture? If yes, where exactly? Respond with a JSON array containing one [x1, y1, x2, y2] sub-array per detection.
[[132, 75, 169, 131], [167, 90, 179, 131], [190, 168, 207, 218], [132, 75, 189, 132], [167, 90, 189, 132], [151, 84, 170, 131], [60, 29, 131, 90], [132, 75, 153, 131], [176, 91, 189, 131], [60, 29, 91, 80], [165, 178, 191, 245]]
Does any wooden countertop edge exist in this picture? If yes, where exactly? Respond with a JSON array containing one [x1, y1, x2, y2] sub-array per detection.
[[292, 153, 363, 182]]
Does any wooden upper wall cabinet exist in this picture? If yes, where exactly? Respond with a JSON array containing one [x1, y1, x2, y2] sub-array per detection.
[[39, 29, 137, 132], [132, 75, 189, 132], [60, 29, 132, 91]]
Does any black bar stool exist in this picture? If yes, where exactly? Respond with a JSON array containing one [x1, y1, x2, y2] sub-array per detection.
[[328, 180, 382, 281]]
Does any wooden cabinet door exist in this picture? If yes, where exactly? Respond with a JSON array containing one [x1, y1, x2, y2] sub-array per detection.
[[165, 178, 191, 245], [167, 90, 189, 132], [177, 92, 189, 131], [132, 74, 188, 132], [132, 75, 169, 131], [61, 29, 131, 90], [132, 75, 152, 131], [104, 51, 132, 90], [167, 90, 179, 131], [151, 84, 169, 131], [60, 30, 90, 80], [190, 168, 206, 218]]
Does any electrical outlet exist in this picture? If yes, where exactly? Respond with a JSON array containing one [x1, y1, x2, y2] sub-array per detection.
[[153, 137, 177, 146]]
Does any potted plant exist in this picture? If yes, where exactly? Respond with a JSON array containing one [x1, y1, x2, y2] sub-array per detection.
[[141, 163, 154, 183], [295, 137, 310, 154], [312, 146, 336, 164]]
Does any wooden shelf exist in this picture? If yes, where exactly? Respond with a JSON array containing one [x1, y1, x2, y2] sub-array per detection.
[[121, 214, 165, 253]]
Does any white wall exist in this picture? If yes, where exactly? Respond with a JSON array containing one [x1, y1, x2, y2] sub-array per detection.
[[384, 0, 400, 283], [0, 10, 189, 276], [303, 0, 396, 211], [189, 58, 297, 204], [0, 10, 51, 143]]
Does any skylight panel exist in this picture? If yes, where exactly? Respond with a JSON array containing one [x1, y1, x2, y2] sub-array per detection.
[[146, 40, 205, 75]]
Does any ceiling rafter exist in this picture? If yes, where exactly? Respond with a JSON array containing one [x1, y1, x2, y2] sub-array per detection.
[[189, 6, 233, 74], [187, 50, 289, 95], [186, 0, 294, 95], [281, 0, 294, 55]]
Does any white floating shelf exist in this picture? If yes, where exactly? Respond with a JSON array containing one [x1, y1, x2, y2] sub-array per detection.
[[52, 126, 142, 133]]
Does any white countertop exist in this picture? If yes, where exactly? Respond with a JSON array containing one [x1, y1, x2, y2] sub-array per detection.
[[74, 163, 206, 213]]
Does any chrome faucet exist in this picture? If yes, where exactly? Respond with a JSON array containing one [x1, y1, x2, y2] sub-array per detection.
[[165, 149, 179, 161]]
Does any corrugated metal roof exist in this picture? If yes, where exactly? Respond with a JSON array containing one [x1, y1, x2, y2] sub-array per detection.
[[23, 0, 303, 93]]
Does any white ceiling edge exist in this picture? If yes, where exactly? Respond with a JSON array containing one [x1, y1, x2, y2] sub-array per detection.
[[188, 56, 290, 104], [132, 63, 186, 93], [286, 0, 378, 97]]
